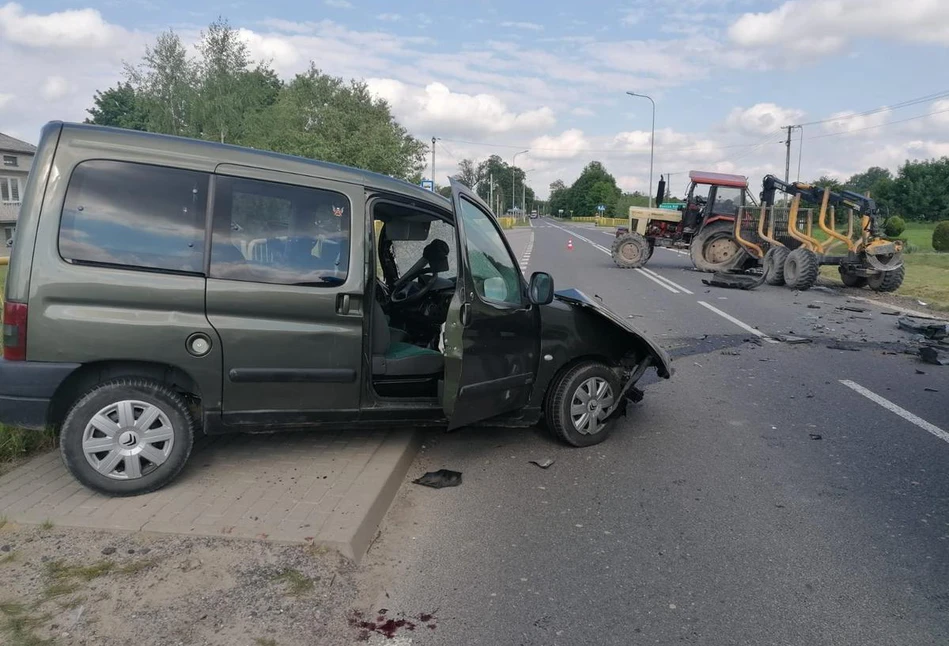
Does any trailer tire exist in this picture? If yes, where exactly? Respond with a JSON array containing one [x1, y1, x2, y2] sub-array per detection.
[[690, 221, 748, 273], [867, 265, 905, 293], [838, 267, 868, 288], [763, 247, 790, 285], [611, 232, 650, 269], [783, 247, 819, 291]]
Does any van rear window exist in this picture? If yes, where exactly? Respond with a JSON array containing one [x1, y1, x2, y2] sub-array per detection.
[[59, 160, 209, 274]]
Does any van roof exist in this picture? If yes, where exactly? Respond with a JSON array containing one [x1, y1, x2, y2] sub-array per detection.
[[56, 121, 452, 210]]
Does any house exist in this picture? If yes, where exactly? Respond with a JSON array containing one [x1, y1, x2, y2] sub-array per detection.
[[0, 131, 37, 253]]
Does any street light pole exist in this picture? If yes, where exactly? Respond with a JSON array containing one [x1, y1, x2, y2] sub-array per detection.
[[512, 149, 528, 214], [626, 92, 655, 208], [431, 136, 441, 189]]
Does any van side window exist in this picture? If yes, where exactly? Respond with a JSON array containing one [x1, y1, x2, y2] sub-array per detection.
[[59, 160, 209, 273], [210, 175, 351, 286]]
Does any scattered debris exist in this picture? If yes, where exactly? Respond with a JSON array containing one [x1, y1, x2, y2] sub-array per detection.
[[529, 458, 555, 469], [924, 388, 939, 393], [919, 347, 949, 366], [827, 342, 860, 352], [807, 303, 821, 309], [721, 349, 741, 356], [916, 369, 926, 375], [809, 433, 822, 440], [898, 316, 949, 340], [413, 469, 463, 488], [776, 335, 812, 344], [918, 300, 928, 306], [100, 546, 116, 555], [702, 272, 766, 290], [837, 305, 868, 313]]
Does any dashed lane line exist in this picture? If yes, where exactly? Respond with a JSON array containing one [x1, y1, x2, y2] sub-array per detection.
[[840, 380, 949, 446], [697, 301, 779, 343], [519, 231, 534, 273]]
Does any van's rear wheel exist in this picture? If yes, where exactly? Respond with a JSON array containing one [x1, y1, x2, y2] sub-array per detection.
[[60, 378, 195, 496], [545, 361, 620, 447]]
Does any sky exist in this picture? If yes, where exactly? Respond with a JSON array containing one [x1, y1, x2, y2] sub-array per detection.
[[2, 0, 949, 199]]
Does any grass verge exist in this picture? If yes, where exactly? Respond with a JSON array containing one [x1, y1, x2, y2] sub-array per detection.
[[820, 252, 949, 311]]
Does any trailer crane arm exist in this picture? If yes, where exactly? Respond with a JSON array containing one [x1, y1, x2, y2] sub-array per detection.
[[759, 174, 883, 237]]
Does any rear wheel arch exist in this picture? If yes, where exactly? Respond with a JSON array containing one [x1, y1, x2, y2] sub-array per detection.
[[49, 360, 204, 429]]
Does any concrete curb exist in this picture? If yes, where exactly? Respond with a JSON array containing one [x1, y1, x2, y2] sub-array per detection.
[[318, 429, 421, 563]]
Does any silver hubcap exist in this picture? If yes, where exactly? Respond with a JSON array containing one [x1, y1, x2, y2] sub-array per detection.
[[570, 377, 615, 435], [82, 400, 175, 480]]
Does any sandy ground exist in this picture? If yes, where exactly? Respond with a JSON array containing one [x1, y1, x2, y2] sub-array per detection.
[[0, 521, 371, 646]]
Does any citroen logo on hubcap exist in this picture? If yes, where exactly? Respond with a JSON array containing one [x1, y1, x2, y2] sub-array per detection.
[[119, 431, 138, 448]]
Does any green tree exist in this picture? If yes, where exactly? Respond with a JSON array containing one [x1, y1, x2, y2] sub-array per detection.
[[194, 17, 255, 143], [845, 166, 893, 196], [455, 158, 481, 189], [888, 157, 949, 222], [567, 161, 621, 216], [125, 30, 198, 136], [249, 65, 426, 179], [475, 155, 534, 213], [85, 82, 148, 130]]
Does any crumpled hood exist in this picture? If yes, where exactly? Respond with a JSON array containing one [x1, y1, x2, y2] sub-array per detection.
[[553, 288, 674, 378]]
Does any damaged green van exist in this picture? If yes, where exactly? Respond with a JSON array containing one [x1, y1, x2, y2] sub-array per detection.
[[0, 122, 672, 496]]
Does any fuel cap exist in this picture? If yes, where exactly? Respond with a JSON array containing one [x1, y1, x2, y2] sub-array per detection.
[[186, 333, 212, 357]]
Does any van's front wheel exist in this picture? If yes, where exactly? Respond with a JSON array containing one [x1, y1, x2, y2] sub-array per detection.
[[546, 361, 620, 447], [60, 378, 196, 496]]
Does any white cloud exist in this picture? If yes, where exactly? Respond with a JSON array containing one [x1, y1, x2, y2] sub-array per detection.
[[725, 103, 806, 136], [0, 2, 125, 49], [729, 0, 949, 58], [0, 93, 13, 110], [571, 107, 595, 117], [367, 79, 556, 137], [376, 13, 402, 22], [820, 109, 891, 136], [41, 75, 69, 100], [621, 8, 644, 25], [529, 129, 590, 160], [500, 21, 544, 31], [324, 0, 352, 7]]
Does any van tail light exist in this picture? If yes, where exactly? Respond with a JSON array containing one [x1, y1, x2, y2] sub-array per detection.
[[2, 300, 27, 361]]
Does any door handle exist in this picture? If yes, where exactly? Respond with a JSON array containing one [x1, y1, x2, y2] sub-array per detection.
[[336, 293, 362, 315], [460, 302, 471, 327]]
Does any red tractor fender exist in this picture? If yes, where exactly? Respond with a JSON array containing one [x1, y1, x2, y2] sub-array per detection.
[[703, 215, 735, 227]]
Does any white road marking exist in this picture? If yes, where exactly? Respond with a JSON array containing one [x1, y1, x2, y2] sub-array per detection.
[[839, 380, 949, 445], [640, 267, 694, 295], [519, 231, 534, 273], [848, 296, 936, 319], [547, 220, 687, 294], [696, 301, 779, 343]]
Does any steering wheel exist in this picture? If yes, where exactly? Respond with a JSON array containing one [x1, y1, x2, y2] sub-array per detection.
[[391, 270, 437, 304]]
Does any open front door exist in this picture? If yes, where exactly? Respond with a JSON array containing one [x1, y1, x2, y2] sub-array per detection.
[[441, 178, 539, 430]]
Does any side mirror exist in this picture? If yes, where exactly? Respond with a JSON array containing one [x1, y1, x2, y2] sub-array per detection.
[[529, 271, 554, 305]]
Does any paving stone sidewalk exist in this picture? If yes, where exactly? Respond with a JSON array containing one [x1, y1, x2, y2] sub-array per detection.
[[0, 427, 418, 562]]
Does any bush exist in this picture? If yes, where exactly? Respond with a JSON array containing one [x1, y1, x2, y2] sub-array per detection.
[[934, 221, 949, 252], [884, 215, 905, 237]]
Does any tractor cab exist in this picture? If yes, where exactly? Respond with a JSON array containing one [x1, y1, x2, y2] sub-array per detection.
[[679, 171, 757, 235]]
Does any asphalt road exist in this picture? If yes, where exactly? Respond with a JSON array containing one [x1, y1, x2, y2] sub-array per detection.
[[357, 218, 949, 646]]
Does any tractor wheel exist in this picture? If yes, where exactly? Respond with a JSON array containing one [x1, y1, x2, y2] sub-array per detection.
[[838, 266, 868, 288], [763, 247, 790, 286], [611, 232, 650, 269], [867, 265, 905, 293], [783, 247, 820, 291], [689, 221, 748, 273]]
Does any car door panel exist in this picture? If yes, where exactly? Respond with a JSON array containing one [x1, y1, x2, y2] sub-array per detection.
[[204, 168, 365, 422], [442, 178, 539, 430]]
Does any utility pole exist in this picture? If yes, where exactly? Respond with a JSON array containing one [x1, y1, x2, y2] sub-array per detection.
[[512, 150, 528, 214], [784, 125, 793, 186], [489, 173, 494, 214], [431, 137, 437, 188]]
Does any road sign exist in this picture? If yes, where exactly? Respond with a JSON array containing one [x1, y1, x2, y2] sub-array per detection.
[[659, 202, 682, 210], [596, 204, 606, 212], [420, 179, 434, 191]]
